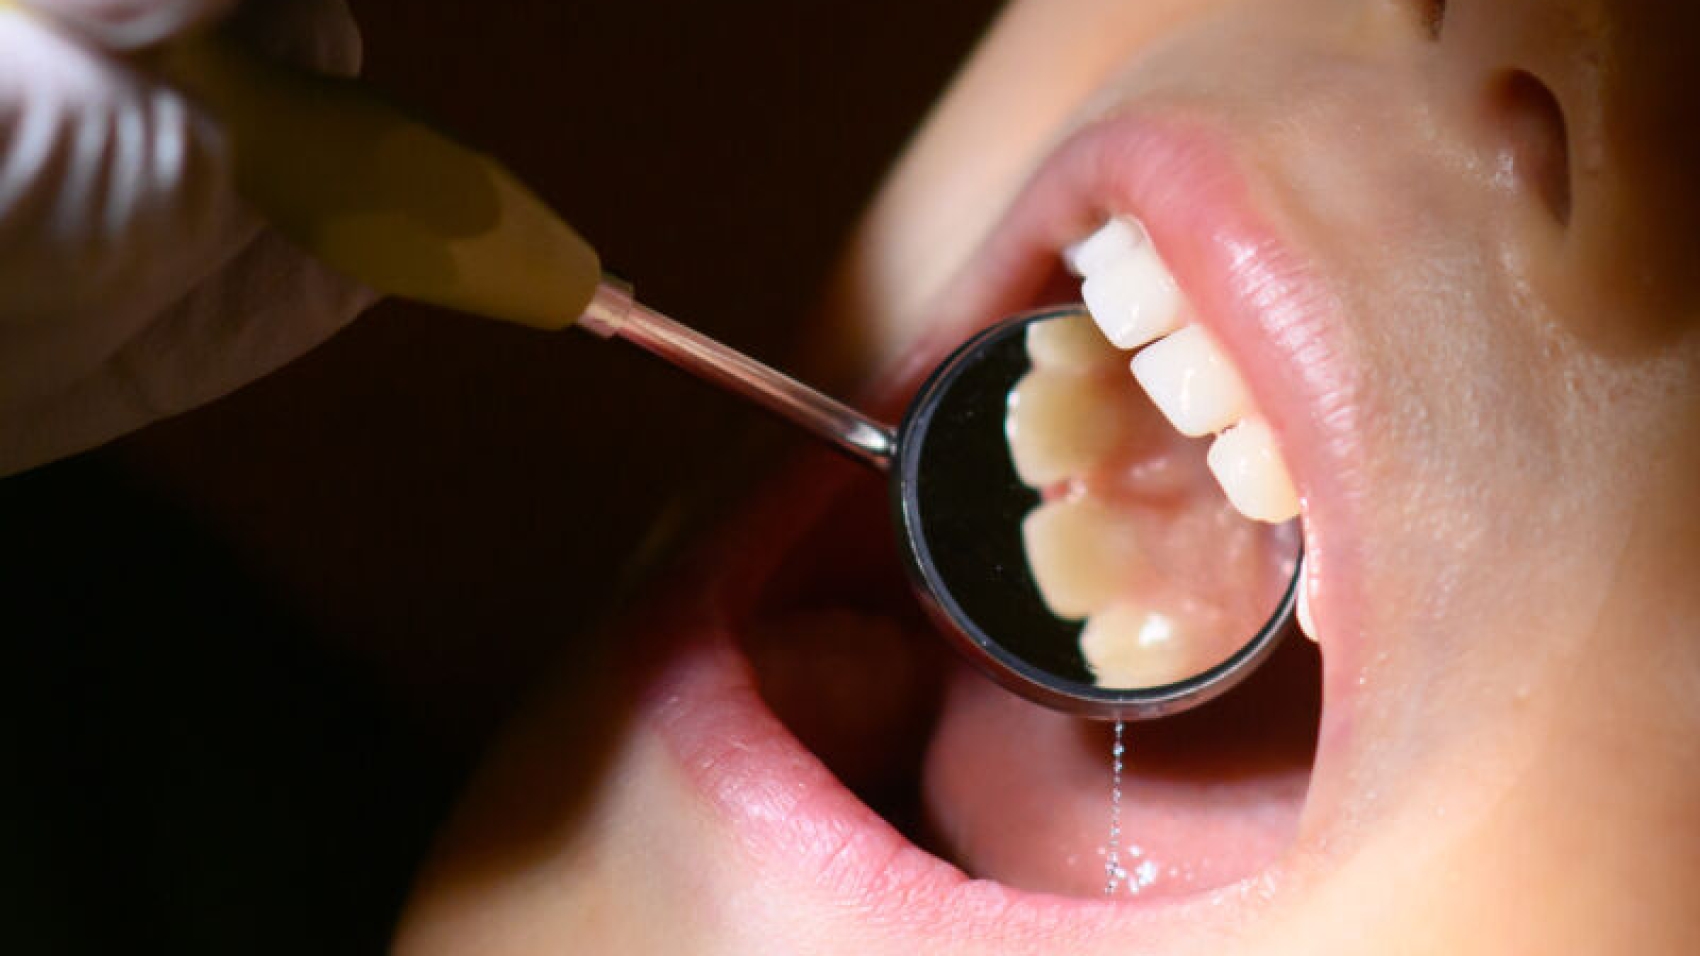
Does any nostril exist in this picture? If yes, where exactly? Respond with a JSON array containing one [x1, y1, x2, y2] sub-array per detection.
[[1486, 69, 1572, 226], [1412, 0, 1446, 39]]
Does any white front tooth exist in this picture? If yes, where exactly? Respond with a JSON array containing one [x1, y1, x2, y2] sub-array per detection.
[[1206, 417, 1300, 523], [1063, 216, 1142, 277], [1296, 556, 1318, 642], [1129, 324, 1249, 436], [1081, 240, 1187, 349]]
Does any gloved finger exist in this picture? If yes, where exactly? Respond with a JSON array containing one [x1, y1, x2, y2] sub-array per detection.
[[0, 0, 367, 450], [1, 230, 377, 474], [0, 8, 253, 412], [20, 0, 232, 49]]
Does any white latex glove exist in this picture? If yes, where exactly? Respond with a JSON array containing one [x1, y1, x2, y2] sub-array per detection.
[[0, 0, 377, 475]]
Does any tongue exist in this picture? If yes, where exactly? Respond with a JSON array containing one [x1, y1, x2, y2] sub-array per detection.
[[919, 640, 1319, 899], [744, 607, 943, 816]]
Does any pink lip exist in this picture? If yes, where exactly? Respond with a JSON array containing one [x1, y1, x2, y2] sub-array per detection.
[[632, 111, 1367, 941], [633, 462, 1278, 946]]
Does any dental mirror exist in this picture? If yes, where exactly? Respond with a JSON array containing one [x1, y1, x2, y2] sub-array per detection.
[[583, 289, 1304, 720], [136, 25, 1300, 719]]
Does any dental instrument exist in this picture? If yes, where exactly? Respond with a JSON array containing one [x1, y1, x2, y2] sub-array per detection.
[[148, 29, 1302, 719]]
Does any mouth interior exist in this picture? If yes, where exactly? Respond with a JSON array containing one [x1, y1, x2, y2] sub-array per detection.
[[739, 453, 1320, 901]]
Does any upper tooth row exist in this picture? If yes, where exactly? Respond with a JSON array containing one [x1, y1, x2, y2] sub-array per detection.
[[1065, 216, 1299, 526]]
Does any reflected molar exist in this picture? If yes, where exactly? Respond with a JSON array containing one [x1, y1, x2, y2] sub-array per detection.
[[1022, 497, 1151, 620], [1079, 602, 1202, 689], [1072, 214, 1299, 525], [1007, 366, 1140, 487], [1007, 311, 1276, 690], [1024, 308, 1130, 372]]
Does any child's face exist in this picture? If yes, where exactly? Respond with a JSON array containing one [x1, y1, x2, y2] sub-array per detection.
[[399, 1, 1700, 952]]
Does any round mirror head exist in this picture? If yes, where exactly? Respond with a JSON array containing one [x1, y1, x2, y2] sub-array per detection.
[[891, 306, 1302, 720]]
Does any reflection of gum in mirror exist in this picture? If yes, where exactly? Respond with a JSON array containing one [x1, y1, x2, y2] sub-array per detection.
[[1005, 314, 1291, 689]]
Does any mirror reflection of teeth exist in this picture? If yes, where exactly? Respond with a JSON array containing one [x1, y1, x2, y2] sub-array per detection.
[[1006, 363, 1142, 487], [1071, 216, 1300, 526], [1007, 311, 1276, 688], [1080, 601, 1219, 689], [1022, 308, 1130, 373], [1021, 497, 1153, 619]]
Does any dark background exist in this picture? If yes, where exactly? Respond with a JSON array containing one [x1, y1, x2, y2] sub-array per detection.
[[0, 1, 999, 949]]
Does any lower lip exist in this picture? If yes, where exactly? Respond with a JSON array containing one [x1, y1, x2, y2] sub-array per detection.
[[636, 457, 1287, 946]]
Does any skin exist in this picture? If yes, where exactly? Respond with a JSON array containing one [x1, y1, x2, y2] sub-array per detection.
[[395, 0, 1700, 952]]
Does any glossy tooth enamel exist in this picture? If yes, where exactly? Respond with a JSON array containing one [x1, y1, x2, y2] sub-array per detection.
[[1020, 497, 1151, 620], [1024, 309, 1130, 372], [1079, 234, 1187, 349], [1206, 418, 1300, 524], [1062, 215, 1142, 277], [1295, 555, 1318, 642], [1080, 601, 1202, 689], [1007, 362, 1140, 487], [1128, 324, 1250, 438]]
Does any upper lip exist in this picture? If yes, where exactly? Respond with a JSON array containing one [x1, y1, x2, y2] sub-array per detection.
[[639, 107, 1364, 942]]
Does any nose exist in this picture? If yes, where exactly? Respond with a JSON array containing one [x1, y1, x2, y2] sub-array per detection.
[[1432, 0, 1700, 347], [1434, 0, 1576, 228]]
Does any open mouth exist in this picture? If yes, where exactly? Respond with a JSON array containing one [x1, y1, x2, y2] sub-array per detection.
[[634, 110, 1366, 933]]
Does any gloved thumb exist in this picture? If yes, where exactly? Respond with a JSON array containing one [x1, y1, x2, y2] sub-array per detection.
[[20, 0, 231, 49], [0, 0, 372, 474]]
